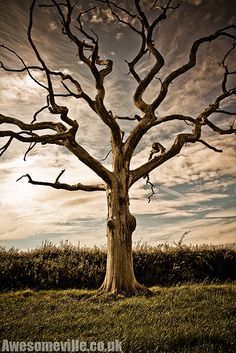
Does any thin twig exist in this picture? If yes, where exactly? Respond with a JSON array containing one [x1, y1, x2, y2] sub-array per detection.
[[145, 174, 156, 203], [101, 149, 112, 161], [55, 169, 66, 183], [198, 139, 223, 153], [23, 142, 37, 161]]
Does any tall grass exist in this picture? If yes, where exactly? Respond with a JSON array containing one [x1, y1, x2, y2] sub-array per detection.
[[0, 242, 235, 291]]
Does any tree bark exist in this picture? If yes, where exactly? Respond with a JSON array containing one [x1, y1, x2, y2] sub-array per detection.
[[100, 152, 150, 295]]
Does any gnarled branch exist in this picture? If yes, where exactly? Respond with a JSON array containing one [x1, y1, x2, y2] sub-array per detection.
[[130, 118, 203, 186], [124, 114, 195, 162], [152, 25, 236, 111], [17, 173, 106, 191], [49, 0, 122, 145], [0, 112, 112, 185], [0, 113, 68, 133]]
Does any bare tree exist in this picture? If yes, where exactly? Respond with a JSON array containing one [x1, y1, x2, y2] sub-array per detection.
[[0, 0, 235, 295]]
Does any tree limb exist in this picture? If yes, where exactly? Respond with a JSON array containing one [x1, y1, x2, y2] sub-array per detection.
[[133, 0, 173, 112], [0, 130, 70, 145], [0, 44, 97, 114], [214, 109, 236, 116], [0, 113, 67, 133], [16, 173, 106, 191], [198, 139, 223, 152], [0, 44, 47, 90], [197, 89, 236, 133], [124, 24, 236, 162], [23, 142, 37, 161], [65, 140, 112, 185], [145, 174, 156, 203], [0, 112, 112, 185], [219, 39, 236, 93], [0, 137, 13, 157], [130, 118, 203, 186], [114, 114, 142, 121], [124, 114, 195, 162], [152, 25, 236, 111], [50, 0, 122, 145]]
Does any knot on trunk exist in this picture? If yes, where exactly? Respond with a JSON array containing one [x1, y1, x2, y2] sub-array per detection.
[[128, 214, 136, 232], [107, 217, 115, 230]]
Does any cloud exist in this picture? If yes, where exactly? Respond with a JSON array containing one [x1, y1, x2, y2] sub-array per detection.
[[115, 32, 123, 41], [0, 72, 45, 106], [131, 134, 236, 190], [48, 21, 57, 31], [0, 210, 39, 241], [130, 185, 228, 215], [205, 208, 236, 219], [135, 217, 236, 246], [89, 8, 115, 24]]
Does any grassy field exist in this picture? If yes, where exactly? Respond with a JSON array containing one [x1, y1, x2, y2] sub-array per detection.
[[0, 284, 235, 353]]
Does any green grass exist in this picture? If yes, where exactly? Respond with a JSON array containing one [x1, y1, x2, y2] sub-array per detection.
[[0, 284, 235, 352]]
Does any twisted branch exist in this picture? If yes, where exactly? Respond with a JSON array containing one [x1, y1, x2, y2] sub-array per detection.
[[49, 0, 122, 144], [145, 174, 156, 203], [152, 26, 236, 111]]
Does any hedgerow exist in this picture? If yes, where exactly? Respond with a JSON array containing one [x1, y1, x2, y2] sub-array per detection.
[[0, 242, 235, 291]]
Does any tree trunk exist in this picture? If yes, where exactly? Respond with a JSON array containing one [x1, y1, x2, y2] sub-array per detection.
[[100, 158, 150, 295]]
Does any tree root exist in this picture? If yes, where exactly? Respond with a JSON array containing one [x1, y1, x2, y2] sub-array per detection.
[[98, 283, 153, 298]]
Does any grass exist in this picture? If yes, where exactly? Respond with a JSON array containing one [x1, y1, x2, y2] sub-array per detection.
[[0, 284, 235, 352]]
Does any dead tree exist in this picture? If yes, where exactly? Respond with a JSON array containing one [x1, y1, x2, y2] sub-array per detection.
[[0, 0, 235, 295]]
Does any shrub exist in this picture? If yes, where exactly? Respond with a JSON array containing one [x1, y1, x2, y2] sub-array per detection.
[[0, 243, 235, 291]]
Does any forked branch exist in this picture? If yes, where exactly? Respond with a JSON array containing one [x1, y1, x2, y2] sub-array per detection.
[[48, 0, 122, 144], [0, 111, 112, 185], [125, 24, 236, 163]]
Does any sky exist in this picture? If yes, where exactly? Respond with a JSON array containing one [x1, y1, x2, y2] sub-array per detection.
[[0, 0, 235, 249]]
